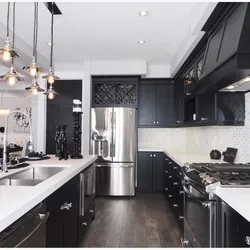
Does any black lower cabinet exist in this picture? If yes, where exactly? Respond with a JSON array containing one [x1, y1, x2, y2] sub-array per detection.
[[218, 199, 250, 247], [46, 175, 79, 247], [137, 152, 164, 193], [46, 165, 95, 247]]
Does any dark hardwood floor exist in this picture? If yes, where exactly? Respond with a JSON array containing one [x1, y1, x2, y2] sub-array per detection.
[[80, 194, 182, 248]]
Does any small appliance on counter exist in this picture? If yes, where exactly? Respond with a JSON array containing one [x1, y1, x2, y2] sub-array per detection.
[[222, 147, 238, 163], [210, 149, 221, 160]]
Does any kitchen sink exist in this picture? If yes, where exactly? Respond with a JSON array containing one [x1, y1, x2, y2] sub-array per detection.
[[9, 167, 65, 180], [0, 179, 44, 186], [0, 167, 65, 186]]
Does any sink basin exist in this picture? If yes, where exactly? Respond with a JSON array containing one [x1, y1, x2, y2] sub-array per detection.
[[9, 167, 65, 180], [0, 179, 43, 186], [0, 167, 65, 186]]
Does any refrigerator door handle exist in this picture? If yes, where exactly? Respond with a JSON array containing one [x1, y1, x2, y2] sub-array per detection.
[[112, 111, 116, 157]]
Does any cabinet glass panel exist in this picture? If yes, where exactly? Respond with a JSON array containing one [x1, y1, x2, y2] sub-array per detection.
[[197, 57, 204, 79]]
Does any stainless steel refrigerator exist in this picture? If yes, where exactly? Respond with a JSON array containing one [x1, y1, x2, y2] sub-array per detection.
[[90, 107, 136, 196]]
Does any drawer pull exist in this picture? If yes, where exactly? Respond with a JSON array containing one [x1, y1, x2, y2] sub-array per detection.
[[168, 195, 172, 198], [179, 216, 184, 220], [174, 167, 178, 170], [89, 209, 94, 213], [179, 191, 184, 194], [165, 188, 168, 191], [201, 117, 208, 121], [168, 176, 172, 179], [82, 222, 88, 226], [165, 171, 169, 174], [169, 162, 173, 165], [173, 204, 179, 208], [173, 182, 178, 186]]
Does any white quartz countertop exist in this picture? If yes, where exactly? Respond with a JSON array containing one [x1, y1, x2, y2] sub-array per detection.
[[139, 148, 250, 222], [0, 155, 97, 232], [138, 148, 225, 166], [214, 187, 250, 222]]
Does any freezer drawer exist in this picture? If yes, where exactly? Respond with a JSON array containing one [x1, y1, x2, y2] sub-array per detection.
[[96, 163, 135, 196]]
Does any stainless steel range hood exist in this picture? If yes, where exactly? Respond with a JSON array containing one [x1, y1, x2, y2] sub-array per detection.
[[197, 3, 250, 94]]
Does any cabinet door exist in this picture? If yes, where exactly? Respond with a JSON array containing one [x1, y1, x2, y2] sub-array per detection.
[[175, 80, 185, 124], [137, 152, 153, 193], [152, 152, 165, 192], [156, 84, 175, 126], [138, 84, 156, 126], [197, 93, 216, 122], [62, 175, 80, 247]]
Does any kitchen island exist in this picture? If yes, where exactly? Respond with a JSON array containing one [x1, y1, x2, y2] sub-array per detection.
[[0, 155, 97, 233]]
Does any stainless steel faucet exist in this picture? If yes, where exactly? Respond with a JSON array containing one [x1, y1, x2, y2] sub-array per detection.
[[2, 110, 33, 173]]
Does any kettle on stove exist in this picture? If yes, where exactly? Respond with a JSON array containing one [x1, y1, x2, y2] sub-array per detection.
[[210, 149, 221, 160]]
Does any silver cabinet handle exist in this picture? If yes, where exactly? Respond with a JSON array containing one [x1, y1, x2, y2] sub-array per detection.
[[168, 195, 172, 198], [89, 209, 94, 213], [153, 121, 156, 124], [177, 120, 181, 124], [157, 121, 159, 124], [153, 154, 156, 157], [60, 202, 72, 210], [82, 222, 88, 226], [173, 182, 178, 186], [201, 117, 208, 121], [150, 154, 152, 157], [169, 162, 173, 165], [179, 191, 184, 194], [173, 204, 179, 208], [165, 158, 168, 161], [165, 188, 168, 191], [174, 167, 178, 170], [168, 176, 172, 179], [165, 170, 169, 174], [179, 216, 184, 220]]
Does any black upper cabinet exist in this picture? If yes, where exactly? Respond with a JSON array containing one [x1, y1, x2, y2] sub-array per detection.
[[196, 93, 217, 123], [175, 80, 185, 125], [138, 79, 175, 127], [138, 84, 156, 126]]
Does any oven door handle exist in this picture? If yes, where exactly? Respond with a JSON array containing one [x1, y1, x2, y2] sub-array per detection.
[[183, 185, 208, 207]]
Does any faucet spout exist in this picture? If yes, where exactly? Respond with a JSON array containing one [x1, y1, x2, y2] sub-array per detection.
[[2, 110, 33, 173]]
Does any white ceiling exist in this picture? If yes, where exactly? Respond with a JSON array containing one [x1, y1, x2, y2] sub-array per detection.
[[0, 2, 215, 74]]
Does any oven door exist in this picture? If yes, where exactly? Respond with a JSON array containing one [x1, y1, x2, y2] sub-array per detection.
[[183, 181, 216, 247]]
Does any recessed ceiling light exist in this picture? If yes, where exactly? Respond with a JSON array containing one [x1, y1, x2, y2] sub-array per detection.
[[138, 40, 145, 44], [139, 10, 148, 17]]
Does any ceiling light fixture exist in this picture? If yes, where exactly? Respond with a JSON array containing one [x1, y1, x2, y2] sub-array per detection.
[[0, 2, 20, 63], [0, 90, 10, 116], [25, 77, 44, 96], [43, 85, 58, 100], [139, 10, 148, 17], [23, 2, 43, 77], [138, 40, 145, 44], [0, 3, 24, 86], [226, 85, 235, 90]]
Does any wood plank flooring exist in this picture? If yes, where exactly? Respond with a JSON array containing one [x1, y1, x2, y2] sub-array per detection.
[[79, 194, 182, 248]]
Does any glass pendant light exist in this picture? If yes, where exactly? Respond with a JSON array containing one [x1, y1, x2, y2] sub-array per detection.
[[43, 2, 59, 84], [25, 77, 44, 96], [23, 2, 43, 77], [0, 2, 20, 63], [0, 90, 10, 116], [43, 84, 59, 100], [0, 3, 24, 86]]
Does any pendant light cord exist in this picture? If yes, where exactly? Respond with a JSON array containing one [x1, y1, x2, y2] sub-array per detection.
[[11, 2, 16, 66], [32, 3, 36, 59], [33, 2, 39, 62], [6, 2, 10, 38], [35, 3, 39, 63], [1, 91, 3, 107], [50, 2, 54, 70]]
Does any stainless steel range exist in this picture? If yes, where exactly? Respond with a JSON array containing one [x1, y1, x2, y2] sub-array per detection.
[[182, 162, 250, 248]]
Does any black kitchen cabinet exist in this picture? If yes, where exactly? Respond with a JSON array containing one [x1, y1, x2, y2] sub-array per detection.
[[138, 79, 175, 127], [46, 175, 80, 247], [175, 80, 185, 125], [196, 93, 217, 123], [137, 152, 164, 193], [138, 85, 156, 126]]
